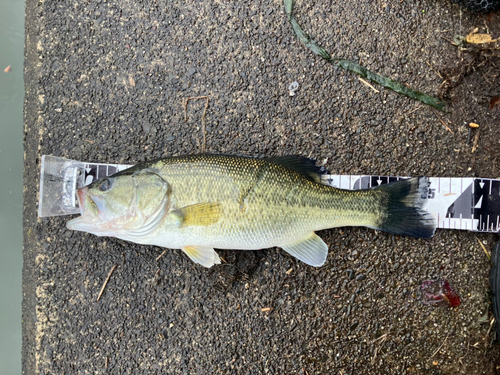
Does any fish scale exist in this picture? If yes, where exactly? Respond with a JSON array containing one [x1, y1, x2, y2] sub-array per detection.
[[145, 155, 379, 246]]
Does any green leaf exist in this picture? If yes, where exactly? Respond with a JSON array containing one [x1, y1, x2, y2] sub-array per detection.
[[284, 0, 445, 111]]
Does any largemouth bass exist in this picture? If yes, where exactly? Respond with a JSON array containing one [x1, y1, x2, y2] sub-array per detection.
[[67, 154, 436, 267]]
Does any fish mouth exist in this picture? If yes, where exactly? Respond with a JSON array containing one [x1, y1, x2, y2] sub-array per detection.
[[76, 188, 87, 216], [66, 187, 100, 231]]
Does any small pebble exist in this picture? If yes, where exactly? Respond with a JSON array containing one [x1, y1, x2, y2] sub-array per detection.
[[348, 250, 358, 261], [288, 81, 299, 96], [346, 269, 355, 280]]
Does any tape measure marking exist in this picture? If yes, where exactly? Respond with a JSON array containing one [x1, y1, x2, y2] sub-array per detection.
[[324, 175, 499, 233]]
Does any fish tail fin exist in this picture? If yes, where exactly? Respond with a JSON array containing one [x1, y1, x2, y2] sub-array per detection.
[[372, 177, 436, 238]]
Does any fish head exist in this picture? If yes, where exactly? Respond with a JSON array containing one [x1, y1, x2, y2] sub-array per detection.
[[67, 169, 171, 237]]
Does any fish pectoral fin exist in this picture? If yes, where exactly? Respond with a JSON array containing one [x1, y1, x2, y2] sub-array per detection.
[[281, 233, 328, 267], [182, 246, 221, 268], [173, 202, 222, 227]]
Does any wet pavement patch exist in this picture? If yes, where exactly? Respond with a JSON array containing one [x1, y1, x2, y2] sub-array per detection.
[[24, 0, 500, 373]]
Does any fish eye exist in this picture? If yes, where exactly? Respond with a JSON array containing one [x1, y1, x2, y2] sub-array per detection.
[[99, 179, 111, 192]]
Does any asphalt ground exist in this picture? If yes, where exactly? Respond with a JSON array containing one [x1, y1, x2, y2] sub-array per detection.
[[24, 0, 500, 373]]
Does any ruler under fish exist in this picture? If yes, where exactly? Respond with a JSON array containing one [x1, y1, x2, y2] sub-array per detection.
[[38, 155, 500, 233]]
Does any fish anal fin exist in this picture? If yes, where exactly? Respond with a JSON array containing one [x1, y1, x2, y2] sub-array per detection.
[[174, 202, 222, 227], [281, 233, 328, 267], [182, 246, 221, 268]]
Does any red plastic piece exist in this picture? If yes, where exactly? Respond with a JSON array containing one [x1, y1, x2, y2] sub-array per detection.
[[420, 279, 461, 308]]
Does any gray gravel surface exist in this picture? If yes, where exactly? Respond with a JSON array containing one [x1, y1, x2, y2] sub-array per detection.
[[24, 0, 500, 373]]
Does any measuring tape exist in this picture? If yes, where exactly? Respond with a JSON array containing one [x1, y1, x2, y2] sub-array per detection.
[[38, 155, 500, 233]]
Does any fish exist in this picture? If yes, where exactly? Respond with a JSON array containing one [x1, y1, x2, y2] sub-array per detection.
[[66, 154, 436, 268]]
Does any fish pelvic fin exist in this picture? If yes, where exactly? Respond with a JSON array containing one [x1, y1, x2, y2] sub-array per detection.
[[173, 202, 222, 227], [281, 233, 328, 267], [182, 246, 221, 268], [371, 177, 436, 238]]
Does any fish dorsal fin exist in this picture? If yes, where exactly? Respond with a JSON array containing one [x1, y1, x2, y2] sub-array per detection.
[[182, 246, 221, 267], [281, 233, 328, 267], [266, 156, 328, 183], [173, 202, 222, 227]]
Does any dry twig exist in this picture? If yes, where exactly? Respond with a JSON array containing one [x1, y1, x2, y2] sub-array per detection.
[[483, 318, 496, 348], [426, 61, 443, 79], [184, 96, 209, 153], [431, 331, 450, 357], [408, 104, 423, 115], [370, 332, 388, 344], [476, 237, 491, 261], [358, 77, 380, 93], [431, 109, 453, 134], [97, 264, 117, 302], [156, 250, 167, 261], [458, 340, 470, 365], [471, 131, 480, 153]]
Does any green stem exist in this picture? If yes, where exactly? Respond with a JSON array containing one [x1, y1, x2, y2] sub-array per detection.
[[284, 0, 445, 111]]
